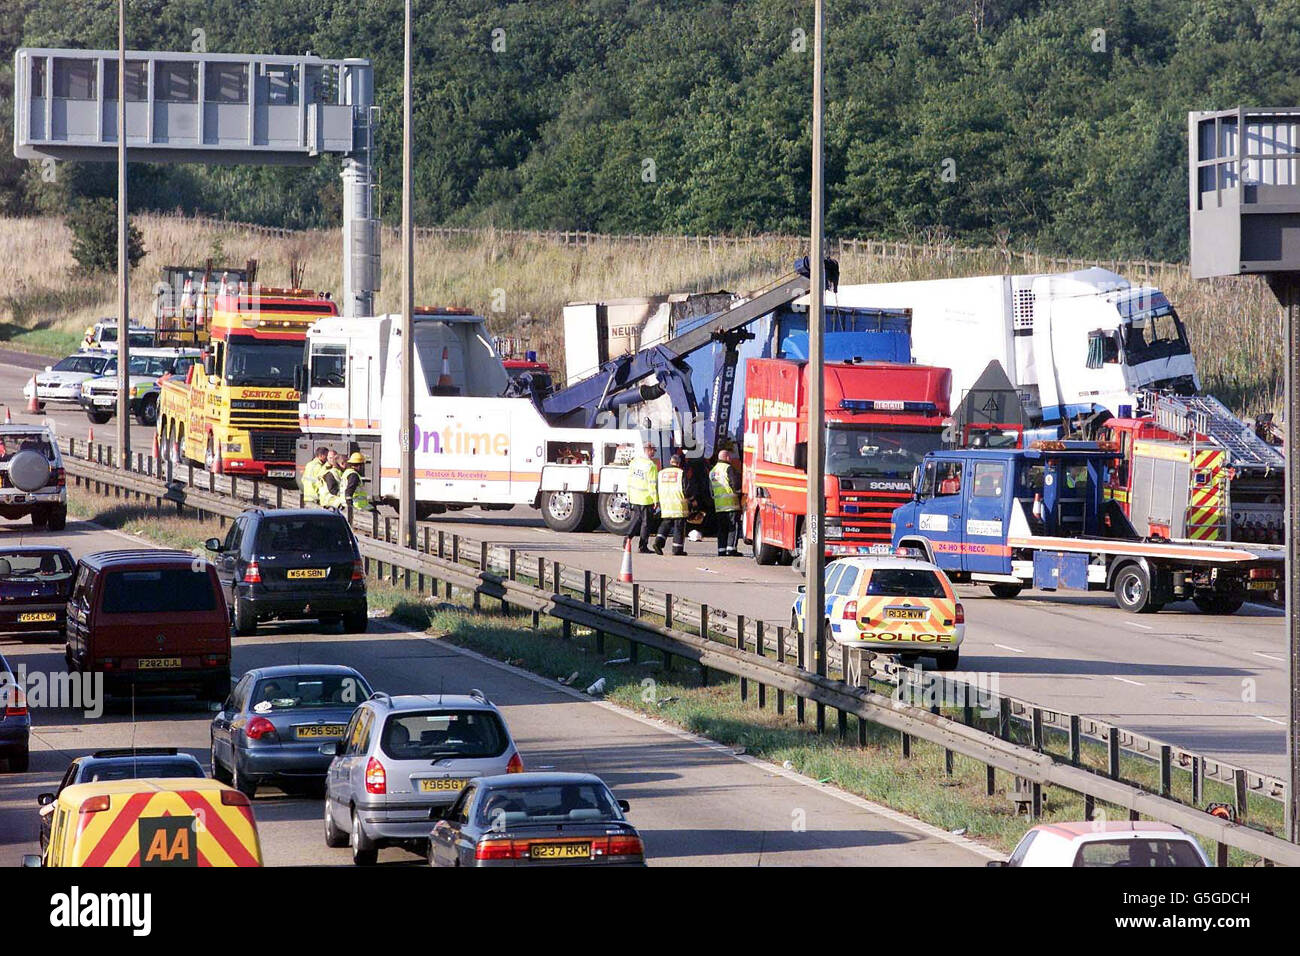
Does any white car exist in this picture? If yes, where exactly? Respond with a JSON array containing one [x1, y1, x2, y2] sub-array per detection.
[[24, 352, 113, 405], [999, 821, 1210, 867]]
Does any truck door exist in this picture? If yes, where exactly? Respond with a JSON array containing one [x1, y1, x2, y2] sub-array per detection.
[[917, 457, 966, 572], [962, 459, 1011, 574]]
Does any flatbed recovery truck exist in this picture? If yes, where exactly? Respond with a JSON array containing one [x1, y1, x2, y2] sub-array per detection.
[[891, 442, 1284, 614]]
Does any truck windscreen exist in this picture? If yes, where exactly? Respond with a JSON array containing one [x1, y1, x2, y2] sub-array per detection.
[[225, 338, 301, 388], [1121, 305, 1190, 365], [824, 426, 941, 479]]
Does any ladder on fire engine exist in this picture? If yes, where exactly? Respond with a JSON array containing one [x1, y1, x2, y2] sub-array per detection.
[[1138, 391, 1285, 470]]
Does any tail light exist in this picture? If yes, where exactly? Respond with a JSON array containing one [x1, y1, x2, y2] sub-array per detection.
[[100, 658, 117, 671], [220, 790, 250, 807], [595, 834, 644, 857], [842, 600, 857, 621], [242, 561, 262, 584], [365, 757, 387, 794], [245, 716, 277, 740], [955, 603, 965, 625], [202, 654, 226, 668], [475, 838, 520, 860], [53, 467, 65, 487], [3, 685, 27, 717], [79, 795, 111, 814], [352, 559, 365, 581], [1250, 568, 1278, 580], [506, 752, 524, 774]]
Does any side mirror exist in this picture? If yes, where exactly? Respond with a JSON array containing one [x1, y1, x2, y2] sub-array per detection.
[[21, 854, 43, 868], [44, 365, 52, 372], [617, 799, 631, 813], [986, 860, 1007, 868], [37, 793, 54, 806], [429, 805, 449, 821], [319, 740, 344, 757], [796, 584, 806, 594], [204, 537, 222, 552], [293, 365, 308, 393]]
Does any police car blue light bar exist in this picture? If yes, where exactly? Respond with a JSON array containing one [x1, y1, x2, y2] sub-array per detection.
[[839, 399, 938, 414]]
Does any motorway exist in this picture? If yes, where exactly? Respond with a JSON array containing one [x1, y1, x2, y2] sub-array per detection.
[[0, 347, 1288, 778], [0, 521, 991, 866]]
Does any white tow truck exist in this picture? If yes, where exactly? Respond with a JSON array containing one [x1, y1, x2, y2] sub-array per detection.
[[295, 309, 643, 532]]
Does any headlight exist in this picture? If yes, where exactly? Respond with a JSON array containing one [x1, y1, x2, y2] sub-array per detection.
[[825, 523, 843, 539]]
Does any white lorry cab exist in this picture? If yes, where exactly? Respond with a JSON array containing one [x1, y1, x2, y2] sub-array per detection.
[[818, 268, 1201, 427], [296, 310, 643, 533]]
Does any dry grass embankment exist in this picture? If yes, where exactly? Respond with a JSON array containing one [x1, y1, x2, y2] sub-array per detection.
[[0, 214, 1282, 416]]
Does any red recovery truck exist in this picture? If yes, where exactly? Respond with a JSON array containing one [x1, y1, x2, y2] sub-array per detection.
[[742, 357, 952, 565]]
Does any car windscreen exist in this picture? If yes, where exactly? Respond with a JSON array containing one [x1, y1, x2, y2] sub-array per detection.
[[53, 355, 108, 374], [1073, 838, 1205, 867], [0, 551, 74, 580], [865, 568, 947, 598], [0, 436, 54, 463], [475, 783, 621, 827], [250, 674, 371, 711], [100, 568, 217, 614], [257, 517, 354, 554], [380, 710, 507, 761], [82, 758, 204, 783]]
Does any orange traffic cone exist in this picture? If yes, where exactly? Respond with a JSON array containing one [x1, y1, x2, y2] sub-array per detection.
[[3, 406, 10, 425], [152, 433, 161, 460], [618, 538, 634, 583], [25, 377, 41, 414], [437, 347, 454, 389]]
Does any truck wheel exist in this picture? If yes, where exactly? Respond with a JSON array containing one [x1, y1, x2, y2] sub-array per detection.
[[136, 394, 158, 427], [86, 409, 111, 425], [1113, 564, 1163, 614], [1192, 592, 1245, 615], [597, 492, 634, 536], [47, 507, 67, 532], [989, 584, 1022, 599], [173, 428, 187, 466], [541, 490, 588, 533], [751, 514, 779, 566]]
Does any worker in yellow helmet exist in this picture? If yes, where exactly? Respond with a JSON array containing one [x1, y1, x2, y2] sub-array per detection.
[[301, 446, 330, 506], [340, 451, 370, 512]]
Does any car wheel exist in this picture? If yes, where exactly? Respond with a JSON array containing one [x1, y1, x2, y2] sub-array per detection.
[[233, 596, 258, 636], [87, 410, 111, 425], [47, 507, 67, 532], [136, 394, 158, 427], [934, 650, 961, 671], [8, 751, 29, 773], [324, 797, 348, 848], [989, 583, 1022, 599], [210, 741, 232, 784], [342, 607, 368, 634], [350, 808, 378, 866], [231, 758, 258, 799], [29, 507, 48, 530]]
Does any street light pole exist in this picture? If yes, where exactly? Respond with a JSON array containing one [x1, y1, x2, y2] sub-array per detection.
[[116, 0, 130, 468], [805, 0, 828, 732], [398, 0, 417, 549]]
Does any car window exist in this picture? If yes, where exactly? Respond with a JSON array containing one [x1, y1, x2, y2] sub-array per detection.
[[85, 758, 204, 782], [865, 568, 948, 598], [53, 355, 107, 374], [70, 566, 95, 608], [824, 563, 845, 595], [0, 551, 74, 580], [355, 710, 374, 753], [935, 461, 963, 497], [257, 516, 354, 554], [474, 783, 621, 827], [231, 674, 253, 711], [0, 434, 55, 462], [1006, 829, 1038, 866], [380, 710, 507, 761], [452, 784, 478, 825], [1073, 838, 1205, 867], [100, 567, 217, 614], [973, 462, 1006, 498], [249, 674, 370, 712], [223, 518, 244, 554], [832, 566, 860, 597], [59, 763, 79, 792], [340, 710, 363, 754]]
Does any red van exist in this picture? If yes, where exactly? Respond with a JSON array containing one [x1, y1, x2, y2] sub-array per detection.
[[65, 550, 231, 701]]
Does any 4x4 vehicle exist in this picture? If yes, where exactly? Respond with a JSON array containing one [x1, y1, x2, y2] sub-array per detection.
[[323, 691, 524, 865], [78, 348, 200, 426], [80, 321, 156, 351], [65, 550, 231, 701], [0, 426, 67, 530], [206, 508, 367, 636]]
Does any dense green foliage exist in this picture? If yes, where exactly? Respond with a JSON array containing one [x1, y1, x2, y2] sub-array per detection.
[[4, 0, 1300, 260], [67, 196, 146, 271]]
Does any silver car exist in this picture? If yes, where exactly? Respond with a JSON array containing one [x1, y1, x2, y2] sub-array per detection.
[[323, 691, 523, 865]]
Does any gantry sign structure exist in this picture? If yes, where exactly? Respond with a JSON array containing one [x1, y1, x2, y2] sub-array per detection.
[[12, 48, 379, 316]]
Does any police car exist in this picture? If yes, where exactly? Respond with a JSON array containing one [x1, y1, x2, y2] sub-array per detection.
[[791, 553, 965, 670]]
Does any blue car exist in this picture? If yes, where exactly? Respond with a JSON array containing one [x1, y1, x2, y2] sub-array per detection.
[[0, 651, 30, 773], [211, 664, 373, 798]]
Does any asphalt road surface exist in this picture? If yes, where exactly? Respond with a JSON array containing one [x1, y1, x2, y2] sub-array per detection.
[[0, 345, 1286, 778], [0, 521, 992, 867]]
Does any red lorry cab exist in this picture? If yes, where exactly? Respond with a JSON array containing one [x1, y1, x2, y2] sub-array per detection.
[[65, 550, 231, 702]]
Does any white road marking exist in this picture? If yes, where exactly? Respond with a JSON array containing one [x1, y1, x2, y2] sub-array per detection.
[[694, 567, 718, 574], [993, 643, 1025, 654], [1254, 715, 1285, 726], [1253, 652, 1285, 663], [1112, 676, 1145, 687], [1125, 622, 1154, 630]]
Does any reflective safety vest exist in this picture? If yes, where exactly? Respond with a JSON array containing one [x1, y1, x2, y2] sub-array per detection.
[[319, 466, 345, 508], [627, 455, 659, 506], [302, 457, 326, 503], [341, 468, 370, 510], [709, 462, 739, 512], [657, 468, 688, 518]]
